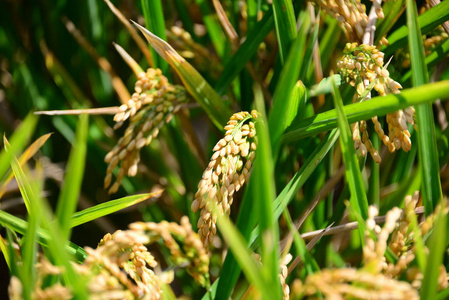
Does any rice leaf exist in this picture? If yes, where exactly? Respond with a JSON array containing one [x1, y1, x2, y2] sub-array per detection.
[[193, 0, 226, 57], [309, 75, 342, 97], [406, 0, 442, 214], [0, 235, 9, 270], [331, 78, 368, 223], [0, 210, 87, 262], [70, 190, 163, 228], [421, 203, 447, 299], [0, 133, 52, 199], [272, 128, 340, 220], [8, 141, 88, 297], [55, 114, 88, 241], [0, 114, 38, 184], [268, 29, 309, 153], [141, 0, 169, 73], [214, 207, 276, 299], [132, 21, 232, 128], [284, 80, 449, 142], [385, 0, 449, 56], [252, 86, 281, 298], [215, 10, 274, 95], [272, 0, 296, 63], [215, 128, 338, 300], [282, 208, 319, 275]]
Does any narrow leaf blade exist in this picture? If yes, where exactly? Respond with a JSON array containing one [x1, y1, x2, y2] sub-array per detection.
[[70, 191, 163, 228]]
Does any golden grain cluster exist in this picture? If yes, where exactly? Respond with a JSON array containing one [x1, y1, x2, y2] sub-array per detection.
[[130, 216, 210, 287], [337, 43, 415, 162], [298, 268, 419, 299], [104, 68, 187, 193], [315, 0, 384, 43], [191, 110, 259, 247], [364, 192, 449, 291], [9, 217, 208, 300]]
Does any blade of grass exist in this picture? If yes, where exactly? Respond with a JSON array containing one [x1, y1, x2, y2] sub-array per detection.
[[104, 0, 154, 66], [215, 10, 274, 95], [132, 21, 232, 128], [421, 203, 447, 299], [0, 133, 52, 199], [193, 0, 226, 57], [214, 128, 339, 300], [0, 235, 10, 270], [8, 144, 88, 297], [385, 0, 449, 56], [374, 0, 405, 45], [282, 208, 319, 275], [309, 74, 342, 97], [0, 210, 87, 261], [406, 0, 443, 214], [273, 128, 340, 219], [252, 86, 281, 298], [0, 114, 38, 183], [55, 114, 88, 241], [5, 230, 20, 278], [212, 0, 239, 48], [272, 0, 296, 64], [317, 16, 341, 72], [269, 17, 311, 152], [331, 79, 368, 223], [214, 178, 260, 299], [70, 190, 163, 227], [289, 81, 307, 122], [19, 166, 41, 300], [368, 132, 380, 206], [141, 0, 168, 73], [404, 192, 426, 273], [299, 14, 319, 81], [283, 80, 449, 142], [214, 205, 277, 299], [401, 38, 449, 83]]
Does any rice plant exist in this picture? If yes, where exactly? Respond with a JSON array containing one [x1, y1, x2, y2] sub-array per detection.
[[1, 0, 449, 299]]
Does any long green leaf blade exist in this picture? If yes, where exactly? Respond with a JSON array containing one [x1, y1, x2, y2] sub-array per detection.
[[331, 79, 368, 222], [5, 139, 40, 299], [420, 204, 447, 299], [215, 10, 275, 95], [70, 191, 163, 228], [252, 87, 281, 299], [132, 21, 232, 128], [283, 80, 449, 142], [406, 0, 442, 214], [269, 30, 309, 153], [215, 128, 338, 300], [215, 207, 276, 299], [0, 114, 38, 183], [271, 0, 296, 64], [55, 114, 88, 241], [273, 129, 340, 219], [385, 0, 449, 56], [8, 144, 88, 297], [0, 209, 87, 261], [141, 0, 169, 73]]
